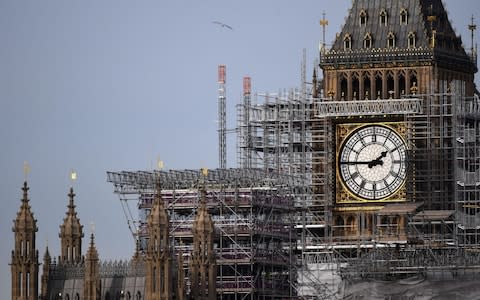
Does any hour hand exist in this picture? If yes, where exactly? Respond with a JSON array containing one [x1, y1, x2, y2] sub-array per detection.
[[375, 151, 388, 161]]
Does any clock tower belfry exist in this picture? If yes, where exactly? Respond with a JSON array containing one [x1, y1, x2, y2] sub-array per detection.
[[317, 0, 478, 243]]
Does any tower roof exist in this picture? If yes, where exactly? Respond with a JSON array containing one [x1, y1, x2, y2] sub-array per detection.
[[43, 245, 51, 263], [147, 182, 169, 227], [193, 187, 214, 232], [324, 0, 476, 73], [59, 187, 84, 238], [86, 233, 99, 261], [13, 181, 37, 232]]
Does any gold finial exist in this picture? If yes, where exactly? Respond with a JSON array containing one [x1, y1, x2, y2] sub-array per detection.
[[23, 161, 30, 180], [201, 167, 209, 177], [157, 158, 164, 170], [320, 11, 329, 54], [70, 169, 77, 183]]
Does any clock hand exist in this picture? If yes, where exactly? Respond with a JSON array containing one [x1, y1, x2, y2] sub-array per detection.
[[374, 151, 388, 161], [368, 151, 388, 168], [341, 152, 388, 167], [340, 161, 373, 165]]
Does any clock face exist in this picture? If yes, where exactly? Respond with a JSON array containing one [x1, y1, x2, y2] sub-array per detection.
[[338, 125, 407, 200]]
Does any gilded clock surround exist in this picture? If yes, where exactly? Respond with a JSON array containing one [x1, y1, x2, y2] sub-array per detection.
[[335, 122, 407, 204]]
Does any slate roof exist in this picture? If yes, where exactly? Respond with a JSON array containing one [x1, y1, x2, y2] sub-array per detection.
[[324, 0, 476, 72]]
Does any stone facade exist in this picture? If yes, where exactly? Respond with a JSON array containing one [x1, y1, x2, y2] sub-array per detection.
[[11, 181, 213, 300]]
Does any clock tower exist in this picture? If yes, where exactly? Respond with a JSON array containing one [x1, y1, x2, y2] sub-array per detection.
[[317, 0, 478, 243]]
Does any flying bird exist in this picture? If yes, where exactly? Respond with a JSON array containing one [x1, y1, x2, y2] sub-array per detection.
[[212, 21, 233, 30]]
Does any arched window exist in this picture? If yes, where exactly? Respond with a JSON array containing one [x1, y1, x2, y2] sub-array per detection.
[[127, 292, 132, 300], [387, 32, 396, 48], [364, 33, 372, 49], [136, 291, 142, 300], [363, 75, 372, 100], [75, 293, 80, 300], [346, 216, 356, 234], [410, 73, 418, 95], [352, 74, 360, 100], [408, 32, 416, 48], [340, 76, 348, 100], [344, 34, 352, 51], [334, 216, 345, 236], [380, 9, 388, 26], [375, 72, 383, 99], [359, 9, 368, 26], [65, 294, 70, 300], [399, 73, 406, 97], [400, 8, 408, 25], [387, 72, 395, 98]]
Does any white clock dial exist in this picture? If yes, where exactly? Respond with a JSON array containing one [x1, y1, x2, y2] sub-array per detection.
[[338, 125, 407, 200]]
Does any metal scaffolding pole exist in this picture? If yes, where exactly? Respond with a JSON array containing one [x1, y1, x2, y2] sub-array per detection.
[[218, 65, 227, 169]]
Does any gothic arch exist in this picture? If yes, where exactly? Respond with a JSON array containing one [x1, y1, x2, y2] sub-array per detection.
[[400, 8, 408, 25], [408, 32, 416, 48], [339, 73, 348, 100], [410, 72, 418, 94], [399, 72, 406, 97], [387, 32, 396, 48], [335, 216, 345, 237], [387, 71, 395, 98], [352, 72, 360, 100], [380, 9, 388, 26], [359, 9, 368, 26], [346, 216, 356, 234], [364, 33, 372, 49], [374, 71, 383, 99], [363, 71, 372, 99], [344, 34, 352, 51]]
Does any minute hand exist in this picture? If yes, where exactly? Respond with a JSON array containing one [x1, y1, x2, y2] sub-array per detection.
[[340, 161, 375, 165]]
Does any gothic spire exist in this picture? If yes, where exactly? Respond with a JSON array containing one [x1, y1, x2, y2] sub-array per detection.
[[84, 233, 100, 300], [59, 186, 84, 264], [11, 180, 39, 300]]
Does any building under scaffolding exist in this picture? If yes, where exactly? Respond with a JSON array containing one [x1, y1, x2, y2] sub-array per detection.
[[105, 1, 480, 299], [107, 168, 299, 299], [235, 0, 480, 298]]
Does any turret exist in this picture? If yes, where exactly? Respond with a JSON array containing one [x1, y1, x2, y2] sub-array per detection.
[[59, 187, 84, 264], [11, 181, 39, 300], [189, 186, 216, 300], [40, 246, 51, 300], [84, 233, 100, 300], [145, 182, 173, 299]]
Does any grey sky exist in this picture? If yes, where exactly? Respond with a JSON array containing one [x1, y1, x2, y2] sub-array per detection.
[[1, 1, 479, 298]]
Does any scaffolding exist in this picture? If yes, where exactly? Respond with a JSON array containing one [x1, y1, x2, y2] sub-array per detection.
[[218, 65, 227, 169], [107, 168, 299, 299], [235, 61, 480, 297]]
